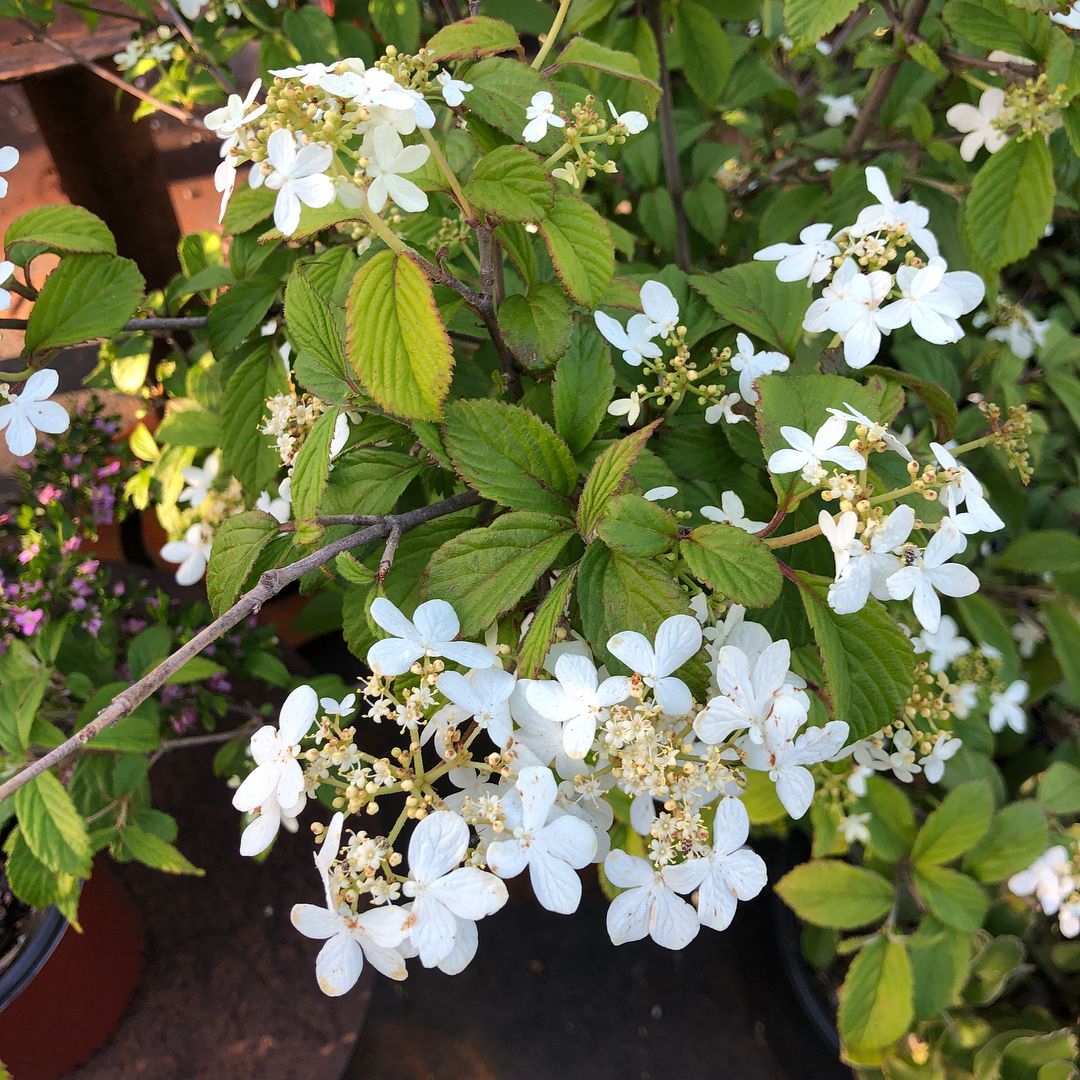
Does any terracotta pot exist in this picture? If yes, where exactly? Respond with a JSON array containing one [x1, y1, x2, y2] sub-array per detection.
[[0, 860, 145, 1079]]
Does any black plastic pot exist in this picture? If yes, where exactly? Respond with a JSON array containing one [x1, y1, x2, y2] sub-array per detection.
[[0, 904, 68, 1011]]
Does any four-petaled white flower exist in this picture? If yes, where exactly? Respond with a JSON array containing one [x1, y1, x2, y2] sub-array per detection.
[[827, 504, 915, 615], [263, 129, 335, 236], [400, 810, 507, 968], [888, 729, 921, 782], [362, 125, 431, 214], [436, 666, 517, 748], [178, 452, 220, 508], [593, 310, 663, 366], [913, 614, 971, 674], [985, 306, 1050, 360], [291, 813, 408, 992], [929, 442, 1004, 533], [204, 79, 267, 155], [607, 99, 648, 134], [487, 767, 597, 914], [818, 94, 858, 127], [240, 793, 306, 858], [437, 69, 472, 107], [607, 614, 702, 716], [608, 392, 643, 425], [603, 849, 699, 950], [946, 88, 1011, 162], [1012, 618, 1044, 659], [729, 333, 790, 405], [640, 280, 681, 337], [767, 415, 866, 485], [877, 258, 984, 345], [887, 542, 980, 634], [827, 402, 913, 461], [160, 521, 214, 586], [851, 166, 939, 259], [366, 597, 498, 677], [811, 259, 894, 368], [0, 368, 70, 456], [989, 679, 1027, 734], [755, 223, 840, 286], [701, 491, 767, 534], [256, 476, 292, 523], [819, 509, 860, 581], [919, 733, 962, 784], [704, 392, 746, 426], [1008, 846, 1074, 916], [321, 693, 356, 718], [663, 798, 766, 931], [0, 145, 20, 199], [522, 91, 565, 143], [526, 653, 631, 759]]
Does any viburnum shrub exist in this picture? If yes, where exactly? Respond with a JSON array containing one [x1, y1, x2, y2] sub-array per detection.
[[1, 0, 1078, 1072]]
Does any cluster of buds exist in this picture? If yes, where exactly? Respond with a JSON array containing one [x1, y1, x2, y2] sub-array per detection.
[[982, 401, 1034, 483], [1004, 75, 1067, 141]]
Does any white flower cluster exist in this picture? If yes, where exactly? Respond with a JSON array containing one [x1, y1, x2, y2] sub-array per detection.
[[1009, 844, 1080, 939], [755, 167, 984, 369]]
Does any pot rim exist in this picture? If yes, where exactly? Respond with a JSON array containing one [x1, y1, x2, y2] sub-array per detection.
[[0, 904, 69, 1012]]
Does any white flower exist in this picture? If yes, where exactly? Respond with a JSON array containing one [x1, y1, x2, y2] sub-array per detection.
[[525, 653, 631, 759], [240, 793, 306, 858], [819, 510, 860, 580], [263, 129, 335, 236], [232, 685, 318, 819], [603, 849, 699, 950], [754, 223, 840, 286], [818, 94, 858, 127], [178, 452, 220, 508], [593, 310, 663, 366], [522, 91, 565, 143], [1011, 618, 1045, 659], [814, 158, 840, 173], [989, 680, 1027, 734], [160, 522, 214, 586], [886, 542, 980, 634], [607, 614, 702, 716], [851, 166, 939, 259], [700, 491, 767, 533], [640, 280, 680, 337], [487, 767, 597, 914], [663, 798, 766, 931], [607, 99, 648, 134], [919, 733, 962, 784], [986, 307, 1050, 360], [704, 392, 747, 426], [362, 125, 430, 214], [214, 158, 238, 223], [366, 598, 498, 677], [291, 813, 408, 991], [177, 0, 207, 17], [740, 713, 849, 818], [929, 442, 1004, 532], [0, 145, 18, 199], [0, 368, 70, 456], [320, 693, 356, 718], [839, 813, 871, 844], [329, 412, 350, 461], [204, 79, 266, 155], [608, 392, 643, 425], [913, 614, 971, 674], [827, 504, 915, 615], [0, 260, 13, 310], [814, 260, 894, 368], [400, 810, 507, 968], [256, 476, 292, 523], [949, 681, 979, 719], [728, 333, 790, 405], [927, 502, 983, 563], [946, 88, 1011, 162], [269, 61, 333, 83], [1009, 846, 1073, 915], [644, 486, 678, 501], [436, 667, 517, 748], [887, 729, 921, 782], [877, 258, 984, 345], [436, 69, 472, 107], [1060, 899, 1080, 939], [1051, 3, 1080, 29], [767, 415, 866, 485]]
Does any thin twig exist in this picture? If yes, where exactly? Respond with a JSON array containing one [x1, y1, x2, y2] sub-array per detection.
[[0, 316, 208, 334], [160, 0, 238, 95], [377, 524, 403, 582], [0, 491, 479, 801]]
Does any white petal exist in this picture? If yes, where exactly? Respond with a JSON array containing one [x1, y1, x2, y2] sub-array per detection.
[[604, 848, 653, 889], [517, 766, 557, 832], [279, 684, 319, 744], [652, 614, 702, 675], [775, 765, 815, 818], [366, 638, 425, 677], [606, 887, 651, 945], [409, 809, 469, 882], [429, 867, 507, 919], [648, 886, 700, 949], [291, 902, 342, 941], [528, 851, 583, 914]]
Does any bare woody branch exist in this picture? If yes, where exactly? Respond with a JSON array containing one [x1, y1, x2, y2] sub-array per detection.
[[0, 490, 480, 802], [0, 316, 209, 334]]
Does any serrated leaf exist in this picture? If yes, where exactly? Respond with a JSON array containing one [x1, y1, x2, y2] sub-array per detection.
[[550, 36, 661, 92], [912, 780, 994, 866], [1037, 760, 1080, 814], [443, 399, 577, 515], [1041, 603, 1080, 706], [517, 565, 579, 678], [838, 936, 913, 1052], [553, 324, 615, 455], [784, 0, 860, 51], [14, 771, 92, 877], [913, 864, 988, 932], [964, 801, 1048, 883], [775, 860, 895, 928], [155, 405, 220, 448], [497, 284, 572, 371], [369, 0, 419, 51], [5, 204, 115, 255], [426, 15, 522, 60], [322, 447, 424, 516], [121, 825, 203, 875], [539, 196, 615, 307], [24, 254, 144, 355], [679, 524, 782, 607], [284, 268, 348, 380], [206, 510, 280, 616], [995, 530, 1080, 575], [290, 406, 339, 534], [577, 422, 659, 538], [221, 345, 290, 497], [597, 494, 679, 557], [864, 364, 958, 442], [207, 275, 280, 356], [425, 512, 574, 635], [347, 250, 455, 421], [222, 186, 277, 234], [910, 920, 971, 1020], [3, 827, 78, 913], [676, 1, 733, 101], [943, 0, 1047, 60], [467, 58, 564, 152], [859, 776, 916, 862], [465, 145, 554, 223]]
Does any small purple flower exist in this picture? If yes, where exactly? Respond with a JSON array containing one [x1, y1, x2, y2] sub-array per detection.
[[13, 608, 44, 636], [86, 616, 102, 637]]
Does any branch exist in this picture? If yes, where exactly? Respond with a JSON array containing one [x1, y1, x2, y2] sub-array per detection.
[[0, 491, 480, 801], [0, 316, 208, 334], [160, 0, 238, 95]]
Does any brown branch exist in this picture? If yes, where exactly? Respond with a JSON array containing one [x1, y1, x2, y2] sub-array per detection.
[[160, 0, 238, 95], [377, 524, 403, 582], [0, 491, 480, 802], [0, 316, 208, 333]]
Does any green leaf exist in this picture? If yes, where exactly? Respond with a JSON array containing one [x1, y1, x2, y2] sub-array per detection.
[[464, 145, 554, 223], [284, 268, 348, 381], [207, 275, 280, 356], [206, 510, 280, 616], [864, 365, 958, 443], [121, 825, 203, 875], [577, 422, 660, 538], [155, 405, 220, 448], [784, 0, 860, 51], [425, 512, 574, 635], [679, 524, 782, 608], [443, 399, 577, 515], [24, 254, 144, 355], [550, 36, 661, 92], [1042, 602, 1080, 706], [597, 494, 679, 557], [467, 58, 563, 151], [684, 184, 729, 245], [426, 15, 522, 60], [346, 250, 455, 421], [913, 864, 988, 932], [5, 205, 115, 255], [795, 573, 916, 742], [322, 448, 424, 516], [553, 324, 615, 455], [676, 1, 733, 102], [775, 860, 895, 929], [1037, 760, 1080, 814], [517, 565, 579, 678], [910, 920, 971, 1020], [3, 827, 78, 914], [539, 195, 616, 307], [14, 771, 92, 877], [165, 655, 226, 686], [859, 776, 916, 862], [963, 137, 1054, 273], [290, 406, 339, 533], [838, 936, 913, 1052], [369, 0, 420, 51], [0, 644, 50, 751], [127, 625, 171, 681], [943, 0, 1048, 61], [222, 345, 290, 497], [996, 530, 1080, 576], [497, 284, 572, 371], [964, 801, 1048, 882], [283, 5, 338, 60], [691, 264, 809, 355], [912, 780, 994, 867]]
